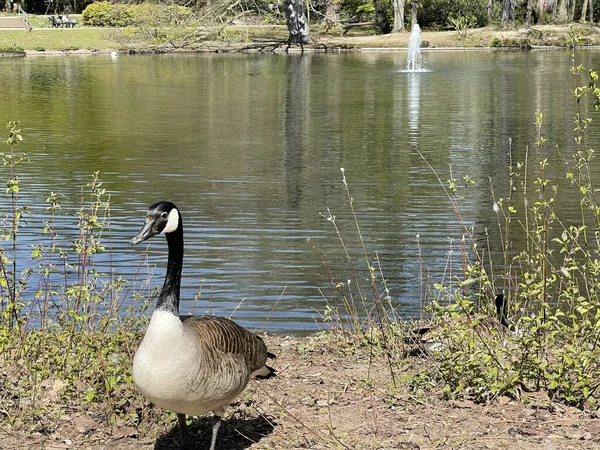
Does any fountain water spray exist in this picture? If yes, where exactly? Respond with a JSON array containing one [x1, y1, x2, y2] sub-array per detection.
[[406, 24, 425, 72]]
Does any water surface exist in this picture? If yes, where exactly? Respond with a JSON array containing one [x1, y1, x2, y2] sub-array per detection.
[[1, 49, 600, 332]]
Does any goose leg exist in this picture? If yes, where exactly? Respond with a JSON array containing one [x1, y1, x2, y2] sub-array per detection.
[[177, 413, 190, 449], [209, 409, 224, 450]]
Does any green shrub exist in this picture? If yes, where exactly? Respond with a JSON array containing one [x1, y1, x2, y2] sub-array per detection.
[[0, 45, 24, 52], [419, 0, 491, 28], [0, 122, 157, 428], [81, 2, 194, 29], [490, 37, 501, 47], [407, 62, 600, 408], [317, 55, 600, 411], [130, 3, 194, 27], [448, 14, 477, 39], [81, 1, 134, 27]]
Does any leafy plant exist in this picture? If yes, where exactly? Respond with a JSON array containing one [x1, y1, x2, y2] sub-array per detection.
[[0, 122, 160, 430], [0, 44, 23, 52], [448, 14, 477, 39], [313, 51, 600, 413], [408, 54, 600, 409]]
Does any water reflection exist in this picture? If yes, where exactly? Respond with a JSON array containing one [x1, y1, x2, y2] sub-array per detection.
[[1, 50, 599, 333], [407, 72, 421, 147], [283, 54, 309, 210]]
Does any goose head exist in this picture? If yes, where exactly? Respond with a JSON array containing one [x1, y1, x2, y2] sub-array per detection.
[[131, 200, 180, 246]]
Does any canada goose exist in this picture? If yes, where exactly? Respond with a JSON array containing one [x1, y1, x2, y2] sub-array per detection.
[[407, 293, 514, 354], [131, 200, 276, 450]]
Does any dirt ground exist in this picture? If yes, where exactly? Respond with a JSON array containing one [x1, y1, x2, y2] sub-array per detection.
[[319, 23, 600, 48], [12, 23, 600, 56], [200, 23, 600, 52], [1, 334, 599, 450]]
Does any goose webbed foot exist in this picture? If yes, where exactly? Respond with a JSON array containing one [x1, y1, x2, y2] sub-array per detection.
[[209, 414, 222, 450]]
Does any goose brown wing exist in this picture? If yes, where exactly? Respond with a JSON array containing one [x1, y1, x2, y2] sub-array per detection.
[[181, 315, 269, 373]]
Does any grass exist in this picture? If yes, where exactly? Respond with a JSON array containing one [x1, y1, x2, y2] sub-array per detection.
[[0, 28, 119, 52]]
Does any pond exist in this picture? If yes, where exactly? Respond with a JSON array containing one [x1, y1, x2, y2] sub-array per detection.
[[1, 49, 600, 333]]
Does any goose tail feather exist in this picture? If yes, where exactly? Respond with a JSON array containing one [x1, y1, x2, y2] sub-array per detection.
[[252, 364, 277, 379]]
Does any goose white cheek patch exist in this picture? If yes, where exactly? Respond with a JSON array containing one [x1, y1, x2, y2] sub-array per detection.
[[163, 209, 180, 234]]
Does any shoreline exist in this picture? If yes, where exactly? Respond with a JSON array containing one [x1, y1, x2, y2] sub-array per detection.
[[12, 44, 590, 58], [1, 23, 600, 56]]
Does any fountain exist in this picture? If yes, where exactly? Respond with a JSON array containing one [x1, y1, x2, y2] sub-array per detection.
[[405, 24, 426, 72]]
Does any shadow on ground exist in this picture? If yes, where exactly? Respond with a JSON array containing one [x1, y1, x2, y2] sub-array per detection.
[[153, 414, 276, 450]]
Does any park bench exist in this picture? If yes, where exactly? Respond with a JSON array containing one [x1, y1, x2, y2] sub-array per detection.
[[48, 15, 77, 28], [48, 15, 59, 27]]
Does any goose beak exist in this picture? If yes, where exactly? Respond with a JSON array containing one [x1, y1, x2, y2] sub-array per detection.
[[131, 217, 159, 246]]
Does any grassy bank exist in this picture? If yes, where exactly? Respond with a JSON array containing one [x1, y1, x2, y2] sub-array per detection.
[[0, 28, 118, 52], [1, 15, 600, 53], [2, 43, 600, 449]]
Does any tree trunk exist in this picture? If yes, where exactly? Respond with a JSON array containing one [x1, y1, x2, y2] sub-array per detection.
[[285, 0, 310, 44], [501, 0, 516, 28], [373, 0, 392, 34], [525, 0, 534, 26], [410, 0, 418, 27], [581, 0, 589, 21], [569, 0, 576, 21], [324, 0, 341, 28], [537, 0, 545, 24], [488, 0, 493, 24], [589, 0, 594, 22], [392, 0, 405, 32], [556, 0, 568, 23]]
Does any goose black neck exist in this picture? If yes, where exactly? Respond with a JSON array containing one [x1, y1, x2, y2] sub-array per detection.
[[156, 224, 183, 315], [495, 294, 509, 328]]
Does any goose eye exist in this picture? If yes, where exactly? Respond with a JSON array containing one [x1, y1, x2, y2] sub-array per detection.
[[161, 212, 168, 219]]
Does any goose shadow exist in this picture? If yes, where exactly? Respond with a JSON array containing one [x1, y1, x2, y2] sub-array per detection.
[[154, 413, 277, 450]]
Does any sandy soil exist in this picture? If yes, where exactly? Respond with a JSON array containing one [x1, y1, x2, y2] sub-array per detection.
[[314, 23, 600, 49], [1, 334, 599, 450], [8, 23, 600, 56]]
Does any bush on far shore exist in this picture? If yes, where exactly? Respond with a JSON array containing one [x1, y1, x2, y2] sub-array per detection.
[[81, 1, 133, 27], [81, 1, 193, 28]]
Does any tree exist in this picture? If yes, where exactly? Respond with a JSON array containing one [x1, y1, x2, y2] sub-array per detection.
[[324, 0, 341, 28], [525, 0, 534, 26], [556, 0, 568, 23], [575, 0, 594, 22], [410, 0, 418, 27], [373, 0, 392, 34], [569, 0, 576, 20], [538, 0, 545, 24], [488, 0, 494, 24], [501, 0, 516, 28], [582, 0, 589, 21], [285, 0, 309, 44], [392, 0, 405, 32]]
